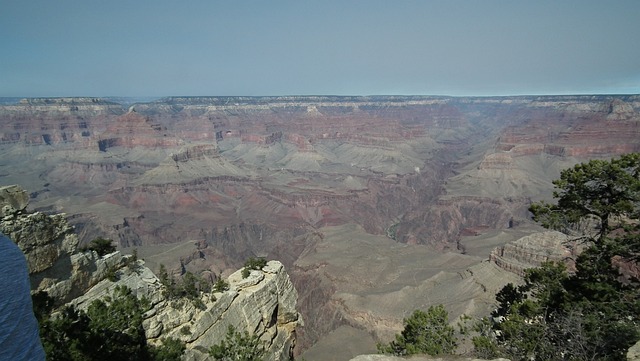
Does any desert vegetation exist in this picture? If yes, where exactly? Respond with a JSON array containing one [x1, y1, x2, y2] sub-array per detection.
[[473, 153, 640, 360], [379, 153, 640, 360], [377, 305, 457, 356], [157, 264, 212, 309], [208, 325, 265, 361], [80, 237, 116, 257], [241, 257, 268, 279], [33, 286, 185, 361], [29, 153, 640, 360]]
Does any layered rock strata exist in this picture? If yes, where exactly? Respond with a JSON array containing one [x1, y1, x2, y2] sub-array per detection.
[[0, 185, 300, 360], [73, 260, 300, 361], [490, 231, 583, 276], [1, 95, 640, 355]]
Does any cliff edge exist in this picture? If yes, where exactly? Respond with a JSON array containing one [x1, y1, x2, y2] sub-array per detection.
[[0, 184, 300, 360]]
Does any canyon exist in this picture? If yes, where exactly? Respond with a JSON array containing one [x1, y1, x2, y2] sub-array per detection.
[[1, 95, 639, 359], [0, 185, 300, 360]]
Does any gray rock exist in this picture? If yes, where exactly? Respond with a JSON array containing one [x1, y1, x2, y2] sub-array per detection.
[[72, 259, 300, 361], [0, 185, 29, 212], [142, 260, 300, 361], [628, 339, 640, 361]]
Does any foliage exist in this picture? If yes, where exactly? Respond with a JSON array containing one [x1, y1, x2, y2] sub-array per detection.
[[377, 305, 457, 356], [182, 271, 200, 299], [471, 318, 500, 359], [241, 257, 268, 279], [209, 325, 265, 361], [483, 153, 640, 361], [529, 152, 640, 240], [32, 290, 55, 323], [214, 278, 230, 293], [158, 264, 211, 308], [148, 338, 186, 361], [36, 286, 185, 361], [125, 248, 142, 272], [387, 223, 399, 241], [83, 237, 117, 257], [105, 263, 119, 282]]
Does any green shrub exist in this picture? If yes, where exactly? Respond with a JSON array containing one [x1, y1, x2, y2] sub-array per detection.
[[105, 264, 119, 282], [149, 337, 186, 361], [241, 257, 267, 279], [485, 153, 640, 361], [377, 305, 456, 356], [125, 248, 141, 272], [214, 278, 230, 293], [85, 237, 116, 257], [157, 265, 211, 308], [209, 325, 264, 361], [36, 286, 184, 361]]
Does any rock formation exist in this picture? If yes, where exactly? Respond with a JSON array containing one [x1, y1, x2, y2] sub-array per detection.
[[490, 231, 584, 276], [0, 185, 300, 360], [629, 340, 640, 361], [72, 259, 300, 361], [1, 95, 639, 357], [0, 185, 81, 296]]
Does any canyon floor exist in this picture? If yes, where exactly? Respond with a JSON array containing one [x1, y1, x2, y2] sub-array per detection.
[[1, 95, 639, 359]]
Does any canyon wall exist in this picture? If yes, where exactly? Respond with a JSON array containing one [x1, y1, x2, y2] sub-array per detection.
[[0, 185, 300, 360], [1, 95, 639, 355]]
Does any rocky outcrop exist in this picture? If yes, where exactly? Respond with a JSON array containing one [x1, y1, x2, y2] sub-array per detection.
[[399, 197, 527, 249], [2, 95, 640, 357], [607, 99, 635, 121], [99, 111, 184, 150], [1, 184, 300, 360], [164, 261, 298, 361], [490, 231, 583, 276], [0, 185, 29, 211], [1, 185, 78, 276], [628, 340, 640, 361], [72, 260, 300, 361], [0, 185, 130, 304]]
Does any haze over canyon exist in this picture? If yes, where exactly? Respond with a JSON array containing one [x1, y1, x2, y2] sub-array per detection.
[[1, 95, 639, 359]]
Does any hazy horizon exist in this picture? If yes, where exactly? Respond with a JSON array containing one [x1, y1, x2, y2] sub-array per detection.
[[2, 1, 639, 98]]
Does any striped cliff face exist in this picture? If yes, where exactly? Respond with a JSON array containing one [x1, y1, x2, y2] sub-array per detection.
[[1, 95, 639, 356]]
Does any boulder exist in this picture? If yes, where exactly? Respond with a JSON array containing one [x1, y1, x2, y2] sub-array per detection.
[[0, 185, 29, 212], [628, 339, 640, 361]]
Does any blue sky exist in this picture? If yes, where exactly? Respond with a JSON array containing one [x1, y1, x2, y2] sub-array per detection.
[[1, 1, 639, 97]]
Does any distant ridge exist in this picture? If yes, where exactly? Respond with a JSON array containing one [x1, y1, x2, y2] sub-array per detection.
[[3, 94, 639, 107]]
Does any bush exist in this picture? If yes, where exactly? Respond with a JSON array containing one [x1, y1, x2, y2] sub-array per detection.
[[214, 278, 230, 293], [105, 264, 119, 282], [36, 286, 185, 361], [149, 337, 186, 361], [209, 325, 264, 361], [377, 304, 457, 356], [241, 257, 267, 279], [157, 265, 212, 308], [125, 248, 141, 272], [84, 237, 116, 257], [486, 153, 640, 361]]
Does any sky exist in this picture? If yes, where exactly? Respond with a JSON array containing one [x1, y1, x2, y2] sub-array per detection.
[[1, 1, 639, 97]]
